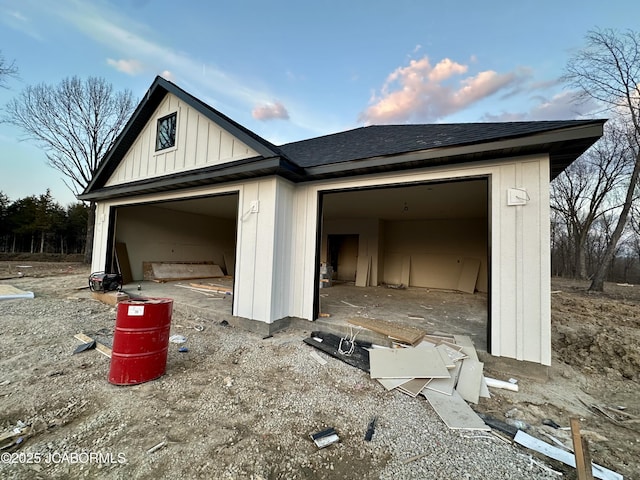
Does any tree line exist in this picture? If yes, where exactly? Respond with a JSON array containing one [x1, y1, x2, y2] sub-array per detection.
[[0, 190, 89, 255]]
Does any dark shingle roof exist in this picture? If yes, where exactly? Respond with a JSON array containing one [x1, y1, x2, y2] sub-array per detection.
[[279, 121, 603, 168]]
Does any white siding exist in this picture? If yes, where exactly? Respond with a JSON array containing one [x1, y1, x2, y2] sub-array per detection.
[[105, 93, 259, 186], [91, 153, 553, 365]]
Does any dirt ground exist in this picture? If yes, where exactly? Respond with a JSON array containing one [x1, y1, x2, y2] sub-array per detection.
[[0, 261, 638, 479]]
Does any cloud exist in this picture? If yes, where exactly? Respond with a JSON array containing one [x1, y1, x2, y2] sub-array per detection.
[[106, 58, 144, 75], [481, 89, 603, 122], [359, 56, 529, 124], [252, 101, 290, 121], [160, 70, 175, 82]]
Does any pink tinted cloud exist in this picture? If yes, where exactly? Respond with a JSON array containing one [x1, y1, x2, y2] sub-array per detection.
[[252, 101, 290, 121], [359, 56, 528, 124], [106, 58, 144, 75]]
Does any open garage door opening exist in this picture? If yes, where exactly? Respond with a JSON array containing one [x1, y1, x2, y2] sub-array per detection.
[[105, 192, 239, 311], [317, 178, 490, 352]]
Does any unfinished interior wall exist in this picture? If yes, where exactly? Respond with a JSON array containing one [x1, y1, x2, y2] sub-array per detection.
[[115, 204, 236, 281], [382, 218, 488, 292]]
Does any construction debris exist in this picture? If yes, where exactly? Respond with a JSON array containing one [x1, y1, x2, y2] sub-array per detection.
[[73, 334, 112, 358], [514, 430, 622, 480], [0, 284, 34, 300], [348, 316, 426, 346], [310, 427, 339, 449], [303, 331, 370, 372]]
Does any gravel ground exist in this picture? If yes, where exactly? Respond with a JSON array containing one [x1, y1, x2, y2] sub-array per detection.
[[0, 271, 568, 479]]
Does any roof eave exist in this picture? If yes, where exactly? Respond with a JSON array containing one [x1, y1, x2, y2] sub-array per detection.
[[78, 156, 304, 202]]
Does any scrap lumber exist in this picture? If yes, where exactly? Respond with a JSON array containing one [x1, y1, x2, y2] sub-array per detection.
[[74, 333, 112, 358], [570, 417, 594, 480], [423, 389, 489, 431], [303, 331, 370, 372], [348, 317, 426, 346], [189, 283, 233, 294], [514, 430, 622, 480]]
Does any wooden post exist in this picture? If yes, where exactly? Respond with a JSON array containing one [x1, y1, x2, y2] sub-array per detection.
[[570, 417, 594, 480]]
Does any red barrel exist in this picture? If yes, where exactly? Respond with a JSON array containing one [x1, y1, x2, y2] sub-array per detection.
[[108, 298, 173, 385]]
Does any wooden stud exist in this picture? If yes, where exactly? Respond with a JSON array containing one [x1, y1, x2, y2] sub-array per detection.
[[570, 417, 594, 480]]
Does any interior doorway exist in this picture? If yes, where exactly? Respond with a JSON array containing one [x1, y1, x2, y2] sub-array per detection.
[[327, 234, 359, 282]]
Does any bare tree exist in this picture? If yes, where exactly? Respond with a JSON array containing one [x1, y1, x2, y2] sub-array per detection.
[[0, 51, 18, 87], [551, 122, 633, 278], [565, 28, 640, 291], [1, 76, 135, 263]]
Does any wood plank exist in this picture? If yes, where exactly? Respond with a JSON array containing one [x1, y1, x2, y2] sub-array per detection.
[[456, 257, 480, 293], [423, 389, 490, 431], [115, 242, 133, 284], [455, 359, 484, 404], [189, 283, 233, 294], [369, 347, 450, 379], [349, 317, 426, 346], [571, 417, 594, 480], [74, 333, 112, 358], [400, 255, 411, 286], [355, 255, 371, 287]]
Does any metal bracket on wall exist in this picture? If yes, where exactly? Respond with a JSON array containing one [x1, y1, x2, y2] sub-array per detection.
[[507, 188, 529, 206]]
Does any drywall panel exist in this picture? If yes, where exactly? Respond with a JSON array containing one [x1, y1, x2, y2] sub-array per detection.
[[105, 93, 259, 187], [115, 204, 236, 281], [369, 347, 450, 379], [382, 218, 487, 292], [457, 258, 481, 293], [423, 389, 490, 431]]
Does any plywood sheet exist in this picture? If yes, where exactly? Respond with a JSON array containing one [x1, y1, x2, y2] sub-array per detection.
[[349, 317, 426, 346], [115, 242, 133, 284], [151, 262, 224, 281], [457, 257, 480, 293], [423, 389, 489, 431], [355, 255, 371, 287], [455, 359, 484, 404], [369, 347, 450, 379]]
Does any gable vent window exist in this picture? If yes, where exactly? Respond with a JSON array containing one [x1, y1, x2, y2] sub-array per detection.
[[155, 112, 177, 151]]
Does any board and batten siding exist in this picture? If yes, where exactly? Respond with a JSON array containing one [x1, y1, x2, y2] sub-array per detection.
[[105, 93, 260, 186]]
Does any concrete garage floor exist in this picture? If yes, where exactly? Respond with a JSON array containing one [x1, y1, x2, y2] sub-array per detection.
[[121, 279, 489, 353]]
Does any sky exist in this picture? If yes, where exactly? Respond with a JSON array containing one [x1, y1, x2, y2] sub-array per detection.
[[0, 0, 638, 207]]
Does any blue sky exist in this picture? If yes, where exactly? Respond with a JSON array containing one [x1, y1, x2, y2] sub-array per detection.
[[0, 0, 637, 206]]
